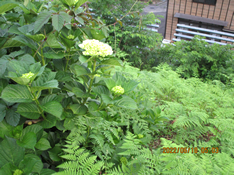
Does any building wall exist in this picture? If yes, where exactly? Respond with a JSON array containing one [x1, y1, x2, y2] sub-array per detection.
[[165, 0, 234, 40]]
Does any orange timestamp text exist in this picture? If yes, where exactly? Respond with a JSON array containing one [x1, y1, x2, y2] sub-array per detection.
[[162, 147, 219, 154]]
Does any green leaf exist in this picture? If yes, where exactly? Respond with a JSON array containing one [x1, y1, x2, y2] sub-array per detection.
[[17, 103, 40, 119], [31, 71, 58, 92], [92, 85, 110, 96], [0, 137, 25, 167], [70, 64, 90, 76], [88, 101, 99, 112], [40, 169, 56, 175], [39, 114, 57, 129], [18, 54, 35, 64], [114, 96, 137, 109], [34, 11, 52, 33], [5, 109, 20, 126], [41, 94, 63, 106], [0, 2, 19, 14], [64, 117, 75, 130], [35, 138, 51, 150], [55, 71, 73, 82], [19, 154, 43, 174], [70, 104, 88, 115], [0, 59, 8, 78], [0, 162, 13, 175], [0, 103, 6, 122], [25, 34, 45, 42], [52, 14, 64, 31], [101, 94, 113, 105], [75, 0, 88, 10], [0, 120, 14, 139], [21, 124, 43, 141], [48, 146, 62, 162], [17, 132, 37, 149], [122, 80, 139, 93], [42, 101, 63, 119], [72, 87, 89, 98], [44, 33, 64, 48], [1, 84, 33, 103], [1, 38, 24, 49], [44, 51, 66, 59], [12, 35, 37, 50], [100, 58, 121, 66], [75, 16, 84, 25], [104, 79, 116, 90], [91, 29, 106, 40]]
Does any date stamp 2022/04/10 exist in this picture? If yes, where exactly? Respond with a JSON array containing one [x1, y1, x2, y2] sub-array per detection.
[[162, 147, 219, 154]]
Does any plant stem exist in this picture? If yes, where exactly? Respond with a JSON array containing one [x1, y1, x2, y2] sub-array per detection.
[[65, 57, 69, 72], [82, 60, 97, 105], [27, 86, 46, 119], [41, 47, 45, 66]]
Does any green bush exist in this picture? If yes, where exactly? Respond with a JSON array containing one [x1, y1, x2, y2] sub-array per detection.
[[152, 36, 234, 84]]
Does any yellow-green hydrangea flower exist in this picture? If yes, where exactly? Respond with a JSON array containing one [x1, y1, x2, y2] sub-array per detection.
[[13, 169, 23, 175], [21, 72, 34, 79], [79, 39, 113, 58], [111, 85, 124, 96], [138, 134, 144, 139], [94, 74, 100, 77], [67, 35, 75, 40]]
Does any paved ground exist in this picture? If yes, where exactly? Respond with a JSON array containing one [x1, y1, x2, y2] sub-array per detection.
[[142, 0, 167, 38]]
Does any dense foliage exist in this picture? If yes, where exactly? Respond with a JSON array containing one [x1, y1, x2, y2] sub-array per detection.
[[149, 36, 234, 85], [0, 0, 234, 174], [90, 0, 163, 69]]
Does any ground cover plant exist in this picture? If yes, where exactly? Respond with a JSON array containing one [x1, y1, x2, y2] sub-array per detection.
[[0, 0, 234, 174]]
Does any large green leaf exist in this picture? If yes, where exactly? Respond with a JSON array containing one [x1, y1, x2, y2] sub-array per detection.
[[52, 14, 64, 31], [42, 101, 63, 119], [44, 51, 66, 59], [72, 87, 89, 98], [19, 154, 43, 174], [114, 96, 137, 109], [0, 120, 14, 139], [48, 146, 62, 162], [122, 80, 139, 93], [39, 114, 57, 129], [0, 59, 8, 78], [41, 94, 63, 106], [1, 84, 33, 103], [1, 38, 24, 49], [104, 79, 116, 90], [75, 0, 88, 10], [25, 34, 45, 42], [0, 137, 25, 167], [70, 64, 90, 76], [31, 71, 58, 92], [101, 94, 113, 105], [0, 103, 6, 122], [0, 2, 19, 14], [21, 124, 43, 141], [0, 162, 13, 175], [100, 58, 121, 66], [70, 104, 87, 115], [5, 109, 20, 126], [44, 33, 64, 48], [35, 138, 51, 150], [17, 132, 37, 149], [34, 11, 52, 33], [17, 103, 40, 119], [12, 35, 37, 50]]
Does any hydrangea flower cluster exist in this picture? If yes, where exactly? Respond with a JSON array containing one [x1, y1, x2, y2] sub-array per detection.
[[21, 72, 34, 79], [67, 35, 75, 39], [111, 85, 124, 96], [79, 39, 113, 58]]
